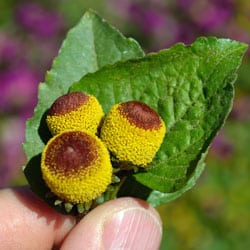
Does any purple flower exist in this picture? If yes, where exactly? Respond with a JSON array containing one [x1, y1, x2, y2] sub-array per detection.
[[177, 0, 196, 9], [129, 4, 167, 35], [230, 96, 250, 121], [0, 33, 39, 115], [0, 35, 19, 62], [0, 34, 26, 69], [174, 22, 199, 45], [0, 66, 38, 115], [177, 0, 234, 31], [0, 33, 39, 187], [127, 3, 181, 50], [210, 131, 234, 159], [195, 4, 233, 30], [0, 117, 26, 187], [15, 2, 64, 38]]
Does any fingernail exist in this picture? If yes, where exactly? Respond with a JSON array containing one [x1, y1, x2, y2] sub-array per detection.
[[102, 207, 162, 250]]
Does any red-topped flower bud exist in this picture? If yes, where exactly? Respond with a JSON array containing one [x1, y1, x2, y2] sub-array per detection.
[[46, 92, 104, 135], [100, 101, 166, 166], [41, 130, 112, 204]]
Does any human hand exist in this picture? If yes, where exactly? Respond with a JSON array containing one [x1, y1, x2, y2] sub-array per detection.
[[0, 187, 162, 250]]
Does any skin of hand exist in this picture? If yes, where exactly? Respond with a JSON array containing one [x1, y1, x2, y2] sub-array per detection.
[[0, 187, 162, 250]]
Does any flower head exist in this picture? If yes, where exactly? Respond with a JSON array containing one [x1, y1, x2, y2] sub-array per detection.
[[41, 130, 112, 203], [101, 101, 166, 166], [46, 92, 104, 135]]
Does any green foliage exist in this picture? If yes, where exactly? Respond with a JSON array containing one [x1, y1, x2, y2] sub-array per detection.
[[71, 37, 247, 204], [23, 10, 247, 210]]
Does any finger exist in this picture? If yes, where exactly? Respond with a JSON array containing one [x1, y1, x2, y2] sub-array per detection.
[[0, 187, 75, 250], [61, 197, 162, 250]]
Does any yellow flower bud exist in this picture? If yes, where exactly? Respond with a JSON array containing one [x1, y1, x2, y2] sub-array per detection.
[[46, 92, 104, 135], [100, 101, 166, 166], [41, 130, 112, 204]]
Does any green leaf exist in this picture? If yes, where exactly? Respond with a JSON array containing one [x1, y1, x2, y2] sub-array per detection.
[[117, 153, 206, 207], [70, 37, 247, 194], [147, 153, 206, 207], [23, 10, 144, 162]]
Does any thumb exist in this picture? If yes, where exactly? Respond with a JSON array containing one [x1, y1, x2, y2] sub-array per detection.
[[61, 197, 162, 250]]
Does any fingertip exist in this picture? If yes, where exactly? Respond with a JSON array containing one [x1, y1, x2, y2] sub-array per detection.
[[61, 197, 162, 250]]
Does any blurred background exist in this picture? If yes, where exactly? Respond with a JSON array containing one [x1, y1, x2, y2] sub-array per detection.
[[0, 1, 249, 249]]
